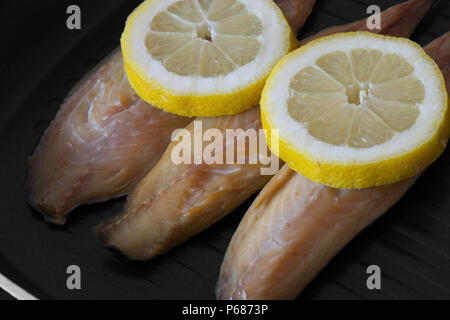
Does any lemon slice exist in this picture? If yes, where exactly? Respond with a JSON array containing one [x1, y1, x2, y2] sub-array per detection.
[[261, 32, 449, 189], [122, 0, 295, 117]]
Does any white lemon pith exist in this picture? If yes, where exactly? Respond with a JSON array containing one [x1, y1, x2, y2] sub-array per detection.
[[122, 0, 295, 117], [261, 32, 449, 189]]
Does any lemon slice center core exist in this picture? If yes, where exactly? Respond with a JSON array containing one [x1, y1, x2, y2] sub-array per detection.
[[196, 22, 212, 42], [345, 82, 369, 105]]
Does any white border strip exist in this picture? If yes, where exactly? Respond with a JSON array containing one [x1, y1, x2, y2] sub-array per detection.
[[0, 273, 38, 300]]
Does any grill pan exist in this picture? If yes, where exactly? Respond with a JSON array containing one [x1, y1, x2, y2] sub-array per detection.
[[0, 0, 449, 299]]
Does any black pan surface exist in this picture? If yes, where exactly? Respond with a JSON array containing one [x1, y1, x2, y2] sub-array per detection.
[[0, 0, 449, 299]]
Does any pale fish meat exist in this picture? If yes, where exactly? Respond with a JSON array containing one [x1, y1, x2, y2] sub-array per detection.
[[96, 107, 273, 260], [95, 0, 433, 260], [94, 0, 316, 260], [216, 31, 450, 300], [27, 49, 191, 225]]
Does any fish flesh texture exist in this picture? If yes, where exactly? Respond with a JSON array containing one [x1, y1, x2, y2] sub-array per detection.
[[216, 31, 450, 300], [94, 0, 316, 260], [95, 0, 432, 260], [216, 169, 417, 299], [96, 107, 273, 260], [27, 49, 191, 225]]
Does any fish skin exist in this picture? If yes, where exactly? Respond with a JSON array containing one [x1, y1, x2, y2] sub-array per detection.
[[276, 0, 316, 32], [216, 32, 450, 300], [94, 0, 315, 260], [27, 49, 191, 225], [424, 31, 450, 90]]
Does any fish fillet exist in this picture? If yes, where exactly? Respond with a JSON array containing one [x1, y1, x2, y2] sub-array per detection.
[[94, 0, 316, 260], [96, 107, 273, 259], [95, 0, 432, 260], [27, 49, 191, 225], [216, 31, 450, 300]]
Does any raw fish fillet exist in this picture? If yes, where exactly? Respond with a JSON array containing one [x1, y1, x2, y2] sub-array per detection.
[[96, 107, 273, 260], [276, 0, 316, 32], [95, 0, 432, 260], [27, 49, 191, 225], [216, 31, 450, 300], [95, 0, 316, 260]]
